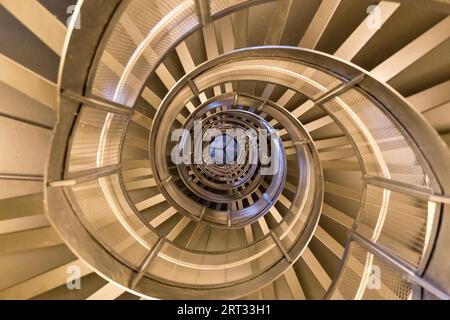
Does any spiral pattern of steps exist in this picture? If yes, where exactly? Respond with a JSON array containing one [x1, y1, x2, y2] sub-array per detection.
[[0, 0, 450, 300]]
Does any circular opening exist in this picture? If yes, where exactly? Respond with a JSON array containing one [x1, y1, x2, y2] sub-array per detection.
[[209, 134, 239, 165]]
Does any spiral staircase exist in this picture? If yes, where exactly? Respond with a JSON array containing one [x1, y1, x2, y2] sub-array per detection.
[[0, 0, 450, 300]]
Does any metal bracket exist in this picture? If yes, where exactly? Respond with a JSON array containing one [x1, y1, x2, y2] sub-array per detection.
[[314, 73, 365, 105], [49, 164, 121, 187], [364, 175, 450, 204], [61, 90, 131, 115]]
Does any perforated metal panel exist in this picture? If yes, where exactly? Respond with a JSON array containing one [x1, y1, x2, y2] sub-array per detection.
[[357, 185, 436, 267], [91, 0, 199, 106], [147, 235, 284, 286], [323, 88, 429, 187], [67, 174, 159, 268], [363, 254, 413, 300], [68, 107, 128, 173], [331, 242, 413, 300], [194, 59, 342, 100]]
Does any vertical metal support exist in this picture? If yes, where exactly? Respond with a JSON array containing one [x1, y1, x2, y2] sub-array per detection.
[[195, 0, 211, 26], [314, 74, 365, 105], [270, 231, 292, 263], [233, 93, 238, 108], [130, 238, 165, 289], [186, 77, 201, 98], [199, 206, 206, 221]]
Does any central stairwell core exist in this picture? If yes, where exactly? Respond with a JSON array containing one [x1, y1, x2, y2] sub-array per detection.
[[155, 94, 293, 229]]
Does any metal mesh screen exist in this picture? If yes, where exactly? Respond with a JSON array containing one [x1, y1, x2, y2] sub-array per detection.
[[323, 88, 428, 187], [147, 236, 283, 286], [362, 254, 413, 300], [68, 107, 128, 173], [68, 174, 159, 268], [194, 59, 342, 100], [331, 242, 413, 300], [356, 185, 436, 267], [91, 0, 199, 106]]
